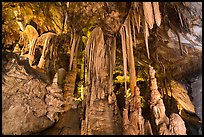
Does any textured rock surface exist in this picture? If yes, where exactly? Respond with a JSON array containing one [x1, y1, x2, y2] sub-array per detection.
[[169, 80, 195, 113], [149, 66, 187, 135], [2, 52, 67, 135], [169, 113, 187, 135], [2, 105, 54, 135], [39, 108, 81, 135], [2, 52, 54, 135], [38, 67, 81, 135], [2, 2, 202, 135], [191, 75, 202, 121]]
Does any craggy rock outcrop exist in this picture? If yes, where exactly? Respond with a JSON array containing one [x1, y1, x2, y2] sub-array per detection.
[[2, 52, 52, 135], [2, 52, 65, 135], [2, 105, 53, 135]]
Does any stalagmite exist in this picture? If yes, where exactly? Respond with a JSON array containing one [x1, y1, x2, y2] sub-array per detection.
[[149, 66, 187, 135]]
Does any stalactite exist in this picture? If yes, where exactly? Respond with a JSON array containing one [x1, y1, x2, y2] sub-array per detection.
[[120, 27, 127, 91], [37, 32, 57, 69], [152, 2, 161, 27], [120, 13, 145, 135], [83, 27, 122, 135], [143, 2, 154, 29], [19, 25, 39, 66]]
